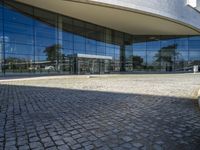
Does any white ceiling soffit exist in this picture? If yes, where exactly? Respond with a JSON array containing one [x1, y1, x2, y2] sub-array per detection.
[[16, 0, 200, 35], [187, 0, 197, 8]]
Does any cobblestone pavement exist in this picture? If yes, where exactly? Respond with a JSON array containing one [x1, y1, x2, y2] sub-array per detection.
[[0, 74, 200, 150]]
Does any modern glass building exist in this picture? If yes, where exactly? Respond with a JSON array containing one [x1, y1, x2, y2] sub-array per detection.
[[0, 0, 200, 76]]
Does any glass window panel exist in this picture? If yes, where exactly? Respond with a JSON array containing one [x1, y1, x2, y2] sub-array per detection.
[[5, 54, 34, 74], [96, 41, 105, 46], [34, 9, 57, 47], [115, 45, 120, 55], [34, 19, 56, 29], [86, 39, 96, 45], [97, 46, 105, 55], [35, 46, 47, 56], [0, 18, 3, 35], [74, 42, 85, 52], [0, 17, 3, 75], [106, 43, 115, 48], [85, 23, 96, 30], [86, 41, 96, 53], [161, 39, 175, 48], [62, 32, 73, 42], [189, 51, 200, 61], [0, 2, 2, 20], [63, 49, 73, 56], [176, 51, 188, 62], [4, 1, 33, 25], [115, 36, 124, 45], [35, 45, 63, 58], [175, 37, 188, 51], [146, 37, 160, 51], [35, 25, 57, 38], [35, 37, 57, 47], [4, 21, 33, 35], [35, 55, 47, 61], [74, 35, 85, 43], [189, 40, 200, 50], [73, 26, 85, 38], [146, 51, 160, 71], [175, 51, 189, 71], [115, 55, 120, 61], [106, 53, 115, 57], [85, 50, 96, 55], [62, 16, 72, 25], [147, 51, 159, 65], [133, 43, 146, 51], [34, 8, 57, 21], [73, 20, 85, 27], [132, 37, 146, 51], [189, 36, 200, 40], [133, 51, 146, 65], [74, 49, 86, 54], [0, 12, 3, 75], [96, 27, 105, 42], [5, 43, 34, 55], [4, 32, 33, 44], [125, 45, 133, 61], [35, 55, 59, 73], [106, 47, 115, 54], [62, 41, 73, 50]]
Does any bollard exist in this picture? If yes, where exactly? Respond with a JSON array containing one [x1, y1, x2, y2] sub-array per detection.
[[193, 65, 198, 74]]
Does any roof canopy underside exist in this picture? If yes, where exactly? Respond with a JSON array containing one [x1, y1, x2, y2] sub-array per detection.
[[17, 0, 200, 35]]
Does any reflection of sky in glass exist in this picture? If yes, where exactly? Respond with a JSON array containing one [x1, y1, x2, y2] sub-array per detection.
[[189, 51, 200, 60], [4, 7, 33, 25], [1, 1, 200, 72], [147, 51, 157, 65], [133, 51, 146, 64]]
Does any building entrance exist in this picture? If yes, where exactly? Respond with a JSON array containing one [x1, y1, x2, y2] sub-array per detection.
[[68, 54, 112, 75]]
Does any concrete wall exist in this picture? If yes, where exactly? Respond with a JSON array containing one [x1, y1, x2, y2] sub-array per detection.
[[89, 0, 200, 31]]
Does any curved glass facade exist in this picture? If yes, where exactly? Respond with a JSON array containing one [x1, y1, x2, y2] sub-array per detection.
[[0, 1, 200, 75]]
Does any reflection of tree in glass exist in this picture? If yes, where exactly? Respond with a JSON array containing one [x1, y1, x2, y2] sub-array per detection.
[[44, 44, 63, 62], [154, 44, 179, 71], [132, 55, 143, 69], [5, 57, 29, 70], [44, 44, 65, 71]]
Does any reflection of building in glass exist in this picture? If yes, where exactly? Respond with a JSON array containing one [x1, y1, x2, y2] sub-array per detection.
[[0, 0, 200, 76]]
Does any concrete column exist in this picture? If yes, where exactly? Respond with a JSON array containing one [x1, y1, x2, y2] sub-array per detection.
[[57, 15, 63, 72], [0, 36, 3, 74]]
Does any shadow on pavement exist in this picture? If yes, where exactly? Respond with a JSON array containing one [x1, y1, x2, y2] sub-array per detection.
[[0, 84, 200, 150]]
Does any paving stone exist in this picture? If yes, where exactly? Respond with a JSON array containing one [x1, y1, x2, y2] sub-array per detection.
[[132, 142, 143, 148], [153, 144, 164, 150], [57, 144, 70, 150], [29, 141, 43, 149], [55, 140, 65, 146], [84, 144, 94, 150], [71, 143, 82, 149], [1, 75, 200, 150], [122, 136, 133, 142]]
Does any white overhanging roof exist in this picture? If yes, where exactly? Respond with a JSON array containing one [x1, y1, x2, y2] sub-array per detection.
[[16, 0, 200, 35]]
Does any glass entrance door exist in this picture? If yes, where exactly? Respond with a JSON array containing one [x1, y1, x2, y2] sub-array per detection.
[[77, 58, 110, 75]]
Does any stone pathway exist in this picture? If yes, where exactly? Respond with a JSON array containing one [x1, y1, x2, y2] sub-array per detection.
[[0, 74, 200, 150]]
